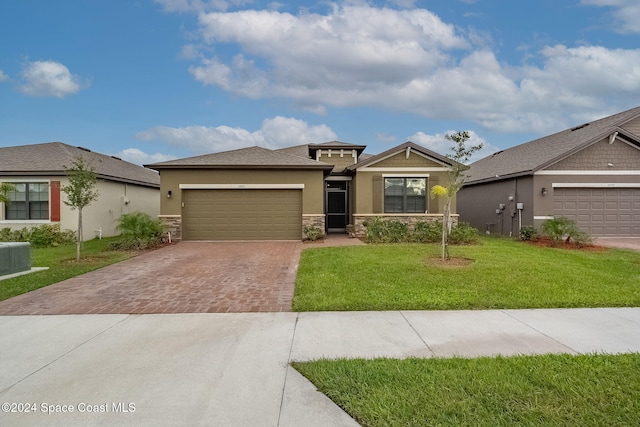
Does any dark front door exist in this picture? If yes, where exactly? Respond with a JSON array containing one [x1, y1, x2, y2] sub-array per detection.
[[326, 181, 348, 232]]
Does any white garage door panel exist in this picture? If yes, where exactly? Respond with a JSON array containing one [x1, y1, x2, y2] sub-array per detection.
[[553, 187, 640, 236]]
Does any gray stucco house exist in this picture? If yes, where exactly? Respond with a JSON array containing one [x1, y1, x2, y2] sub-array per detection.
[[458, 106, 640, 237]]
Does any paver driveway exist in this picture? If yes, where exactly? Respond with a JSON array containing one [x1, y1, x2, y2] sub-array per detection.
[[0, 241, 301, 315]]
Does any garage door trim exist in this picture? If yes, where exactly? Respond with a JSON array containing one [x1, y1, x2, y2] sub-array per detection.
[[180, 183, 304, 189], [552, 183, 640, 188]]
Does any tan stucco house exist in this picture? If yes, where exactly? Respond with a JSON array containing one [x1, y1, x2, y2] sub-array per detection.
[[146, 141, 459, 240], [0, 142, 160, 240], [458, 106, 640, 237]]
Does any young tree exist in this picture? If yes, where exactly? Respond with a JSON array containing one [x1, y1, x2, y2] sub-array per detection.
[[61, 157, 100, 261], [430, 131, 483, 260], [0, 182, 15, 205]]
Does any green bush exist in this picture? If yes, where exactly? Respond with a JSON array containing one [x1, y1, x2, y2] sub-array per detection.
[[363, 218, 479, 245], [385, 221, 409, 243], [413, 221, 441, 243], [449, 222, 479, 244], [303, 225, 323, 241], [519, 225, 538, 241], [363, 217, 387, 243], [29, 224, 75, 247], [0, 224, 75, 247], [541, 217, 592, 247], [112, 212, 164, 250]]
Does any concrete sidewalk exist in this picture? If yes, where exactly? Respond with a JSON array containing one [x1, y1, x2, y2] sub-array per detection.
[[1, 308, 639, 426]]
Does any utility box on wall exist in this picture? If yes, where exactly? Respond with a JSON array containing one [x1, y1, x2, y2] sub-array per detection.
[[0, 242, 31, 276]]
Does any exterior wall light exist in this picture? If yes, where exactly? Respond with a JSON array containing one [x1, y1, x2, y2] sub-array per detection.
[[541, 187, 548, 196], [167, 190, 172, 198]]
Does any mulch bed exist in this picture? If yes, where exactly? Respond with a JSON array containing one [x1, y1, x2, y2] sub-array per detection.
[[524, 237, 608, 251]]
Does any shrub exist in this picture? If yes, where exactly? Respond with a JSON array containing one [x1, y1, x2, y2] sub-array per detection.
[[303, 225, 323, 241], [363, 217, 387, 243], [29, 223, 75, 247], [413, 221, 441, 243], [519, 225, 538, 241], [448, 222, 479, 245], [0, 224, 74, 247], [541, 217, 592, 247], [112, 212, 164, 250]]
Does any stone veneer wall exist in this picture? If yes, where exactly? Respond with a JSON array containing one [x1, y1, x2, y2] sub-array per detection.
[[353, 214, 459, 237], [158, 215, 182, 240], [302, 214, 326, 239]]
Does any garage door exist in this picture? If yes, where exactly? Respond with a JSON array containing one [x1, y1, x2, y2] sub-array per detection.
[[182, 189, 302, 240], [553, 188, 640, 236]]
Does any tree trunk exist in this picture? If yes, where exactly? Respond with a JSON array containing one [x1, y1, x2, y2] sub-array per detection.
[[441, 199, 449, 261], [76, 209, 82, 262]]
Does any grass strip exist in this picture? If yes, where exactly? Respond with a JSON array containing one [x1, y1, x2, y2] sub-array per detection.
[[293, 353, 640, 427]]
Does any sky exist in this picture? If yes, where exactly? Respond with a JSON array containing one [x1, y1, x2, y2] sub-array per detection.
[[1, 0, 640, 165]]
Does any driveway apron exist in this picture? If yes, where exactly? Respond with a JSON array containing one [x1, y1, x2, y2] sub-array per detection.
[[0, 241, 301, 315]]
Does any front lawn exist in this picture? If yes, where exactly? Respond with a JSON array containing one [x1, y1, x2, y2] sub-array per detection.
[[293, 353, 640, 427], [293, 237, 640, 311], [0, 238, 134, 302]]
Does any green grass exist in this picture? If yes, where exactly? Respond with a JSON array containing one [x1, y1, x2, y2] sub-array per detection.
[[293, 237, 640, 311], [0, 237, 134, 302], [293, 353, 640, 427]]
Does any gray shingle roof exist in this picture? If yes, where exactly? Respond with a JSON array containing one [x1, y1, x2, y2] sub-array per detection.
[[466, 106, 640, 184], [146, 146, 334, 170], [0, 142, 160, 187]]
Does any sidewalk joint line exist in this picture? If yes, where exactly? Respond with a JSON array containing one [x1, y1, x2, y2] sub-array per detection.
[[400, 311, 435, 356], [501, 310, 579, 354], [277, 313, 300, 426], [0, 315, 131, 395]]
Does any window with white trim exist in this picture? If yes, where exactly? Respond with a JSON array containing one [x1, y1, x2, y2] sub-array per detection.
[[4, 183, 49, 220], [384, 177, 427, 213]]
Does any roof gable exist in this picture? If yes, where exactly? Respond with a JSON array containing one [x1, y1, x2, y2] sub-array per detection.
[[348, 141, 455, 170], [465, 105, 640, 184], [0, 142, 159, 187]]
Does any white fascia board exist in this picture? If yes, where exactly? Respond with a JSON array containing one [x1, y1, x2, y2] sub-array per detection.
[[535, 170, 640, 175], [358, 167, 448, 172], [325, 176, 352, 181], [382, 174, 430, 178], [179, 184, 304, 190], [551, 183, 640, 188]]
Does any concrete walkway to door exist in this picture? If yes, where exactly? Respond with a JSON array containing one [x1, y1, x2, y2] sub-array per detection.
[[0, 241, 301, 315]]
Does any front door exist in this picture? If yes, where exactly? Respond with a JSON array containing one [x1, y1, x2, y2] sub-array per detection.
[[326, 181, 348, 232]]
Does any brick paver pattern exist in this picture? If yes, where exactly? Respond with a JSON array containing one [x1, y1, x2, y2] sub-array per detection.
[[0, 241, 301, 315]]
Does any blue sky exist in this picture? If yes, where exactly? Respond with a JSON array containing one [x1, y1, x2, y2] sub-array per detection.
[[1, 0, 640, 164]]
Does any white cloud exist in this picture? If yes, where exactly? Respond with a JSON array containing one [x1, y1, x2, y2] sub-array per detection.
[[581, 0, 640, 33], [115, 148, 178, 165], [0, 70, 8, 82], [176, 3, 640, 136], [135, 116, 337, 155], [408, 130, 499, 163], [19, 60, 86, 98]]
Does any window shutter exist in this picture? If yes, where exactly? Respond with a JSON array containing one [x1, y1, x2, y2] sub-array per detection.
[[50, 181, 61, 221], [372, 175, 382, 213]]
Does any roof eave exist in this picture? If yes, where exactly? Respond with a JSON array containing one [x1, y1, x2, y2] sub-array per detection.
[[147, 164, 334, 171], [463, 170, 534, 187]]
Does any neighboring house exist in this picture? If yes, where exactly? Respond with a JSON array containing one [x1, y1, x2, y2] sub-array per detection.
[[458, 106, 640, 237], [0, 142, 160, 240], [146, 141, 459, 240]]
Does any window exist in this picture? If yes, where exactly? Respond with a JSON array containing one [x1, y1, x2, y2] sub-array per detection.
[[5, 183, 49, 220], [384, 177, 426, 213]]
